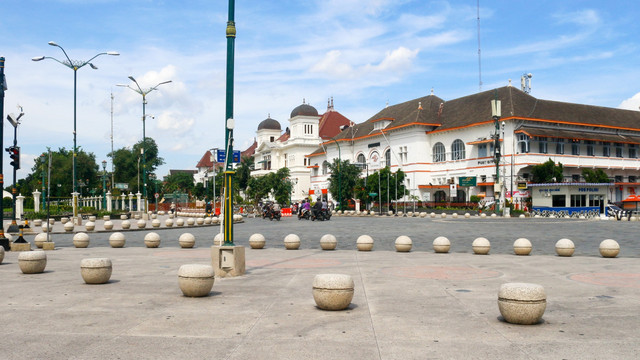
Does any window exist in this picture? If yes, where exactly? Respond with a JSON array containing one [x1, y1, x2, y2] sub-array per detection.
[[284, 154, 288, 167], [585, 140, 594, 156], [572, 174, 580, 182], [322, 161, 329, 175], [615, 175, 623, 183], [357, 153, 365, 165], [552, 195, 566, 207], [537, 137, 548, 154], [263, 155, 271, 170], [304, 158, 309, 166], [398, 146, 408, 164], [570, 194, 586, 207], [433, 142, 446, 162], [616, 143, 624, 158], [304, 124, 314, 135], [384, 149, 391, 167], [629, 144, 638, 158], [270, 136, 275, 142], [571, 139, 580, 155], [451, 139, 465, 160], [629, 175, 637, 183], [478, 143, 487, 157], [602, 142, 610, 157], [517, 134, 530, 153], [556, 138, 565, 155]]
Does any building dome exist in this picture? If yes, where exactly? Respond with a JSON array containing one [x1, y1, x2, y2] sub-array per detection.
[[290, 101, 318, 118], [257, 116, 281, 131]]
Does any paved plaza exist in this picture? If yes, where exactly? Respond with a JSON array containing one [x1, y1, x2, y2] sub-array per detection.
[[1, 215, 639, 359]]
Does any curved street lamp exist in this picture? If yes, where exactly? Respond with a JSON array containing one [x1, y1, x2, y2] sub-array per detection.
[[32, 41, 119, 222], [328, 136, 342, 211], [117, 77, 171, 216]]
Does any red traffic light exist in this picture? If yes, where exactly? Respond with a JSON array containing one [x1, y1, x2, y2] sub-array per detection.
[[5, 146, 20, 169]]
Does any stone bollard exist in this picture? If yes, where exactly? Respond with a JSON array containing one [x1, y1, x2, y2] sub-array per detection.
[[356, 235, 374, 251], [144, 232, 161, 248], [513, 238, 532, 255], [472, 237, 491, 255], [103, 221, 114, 230], [73, 232, 90, 248], [433, 236, 451, 253], [60, 217, 69, 224], [165, 218, 174, 227], [178, 264, 215, 297], [491, 213, 497, 218], [312, 274, 354, 311], [34, 233, 47, 249], [151, 213, 157, 220], [33, 219, 42, 227], [320, 234, 337, 250], [480, 213, 487, 218], [88, 216, 97, 222], [519, 214, 526, 218], [41, 223, 52, 233], [120, 214, 128, 220], [0, 246, 4, 265], [151, 219, 161, 228], [176, 218, 185, 227], [395, 235, 412, 252], [440, 213, 447, 218], [498, 283, 546, 325], [213, 233, 223, 246], [137, 220, 146, 229], [18, 250, 47, 274], [179, 233, 196, 248], [464, 213, 471, 218], [103, 215, 110, 221], [249, 233, 266, 249], [419, 212, 427, 218], [599, 239, 620, 258], [452, 213, 458, 219], [196, 217, 204, 225], [109, 232, 126, 248], [48, 218, 55, 226], [430, 212, 436, 218], [62, 219, 72, 230], [555, 238, 575, 257], [80, 258, 112, 284], [121, 220, 131, 230], [187, 218, 195, 226], [204, 217, 212, 225], [84, 221, 95, 232], [397, 211, 403, 217], [284, 234, 301, 250]]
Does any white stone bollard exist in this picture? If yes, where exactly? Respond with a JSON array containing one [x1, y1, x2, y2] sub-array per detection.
[[176, 218, 185, 227], [249, 233, 266, 249], [356, 235, 374, 251], [73, 232, 90, 248], [464, 213, 471, 218], [165, 218, 174, 227], [18, 250, 47, 274], [498, 283, 546, 325], [214, 233, 223, 246], [320, 234, 337, 250], [80, 258, 112, 284], [151, 219, 161, 228], [472, 237, 491, 255], [187, 218, 195, 226], [312, 274, 354, 311], [103, 221, 114, 230], [430, 212, 436, 218], [513, 238, 532, 255], [179, 233, 196, 248], [34, 233, 47, 249], [178, 264, 215, 297], [109, 232, 126, 248], [137, 220, 146, 229], [395, 235, 412, 252], [284, 234, 301, 250], [433, 236, 451, 253], [599, 239, 620, 258], [121, 220, 131, 230], [555, 238, 575, 257]]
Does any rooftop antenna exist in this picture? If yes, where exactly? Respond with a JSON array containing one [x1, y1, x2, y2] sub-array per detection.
[[477, 0, 483, 92], [521, 73, 533, 94]]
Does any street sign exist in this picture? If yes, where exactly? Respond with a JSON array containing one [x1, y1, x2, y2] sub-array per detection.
[[154, 193, 159, 199], [369, 192, 378, 197], [115, 183, 129, 190], [459, 176, 476, 187], [216, 149, 241, 163]]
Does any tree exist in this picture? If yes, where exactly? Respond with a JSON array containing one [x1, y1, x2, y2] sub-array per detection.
[[109, 137, 164, 199], [235, 156, 254, 200], [531, 158, 564, 183], [270, 167, 291, 205], [326, 159, 363, 208], [354, 167, 405, 209], [246, 174, 271, 206], [581, 168, 611, 183], [164, 172, 195, 194]]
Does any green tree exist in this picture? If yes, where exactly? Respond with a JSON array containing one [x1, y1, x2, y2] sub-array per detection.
[[246, 174, 272, 206], [353, 167, 405, 209], [581, 168, 611, 183], [235, 156, 254, 200], [531, 158, 564, 183], [109, 137, 164, 198], [326, 159, 363, 208], [163, 172, 195, 194], [270, 167, 291, 205]]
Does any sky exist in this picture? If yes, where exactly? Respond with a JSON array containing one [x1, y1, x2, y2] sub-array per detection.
[[3, 0, 640, 184]]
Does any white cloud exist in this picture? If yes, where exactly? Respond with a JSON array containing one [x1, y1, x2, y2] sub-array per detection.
[[554, 9, 601, 26], [618, 93, 640, 111], [156, 111, 195, 134]]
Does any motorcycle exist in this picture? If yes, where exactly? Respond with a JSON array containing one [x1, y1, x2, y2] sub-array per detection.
[[311, 208, 332, 221], [298, 208, 311, 220]]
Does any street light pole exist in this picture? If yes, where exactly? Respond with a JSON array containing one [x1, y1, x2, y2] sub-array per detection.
[[117, 77, 171, 217], [223, 0, 237, 246], [102, 160, 107, 209], [6, 110, 24, 233], [491, 94, 502, 214], [0, 57, 7, 250], [33, 42, 119, 223]]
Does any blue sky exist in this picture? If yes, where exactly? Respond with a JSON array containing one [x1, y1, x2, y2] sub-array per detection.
[[3, 0, 640, 183]]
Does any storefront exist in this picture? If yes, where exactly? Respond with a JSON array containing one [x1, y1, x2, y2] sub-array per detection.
[[530, 183, 611, 216]]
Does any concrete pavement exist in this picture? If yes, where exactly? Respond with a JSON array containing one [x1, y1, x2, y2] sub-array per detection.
[[1, 216, 639, 359]]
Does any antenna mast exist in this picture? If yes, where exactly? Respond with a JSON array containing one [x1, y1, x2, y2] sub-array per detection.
[[520, 73, 533, 94], [477, 0, 482, 92]]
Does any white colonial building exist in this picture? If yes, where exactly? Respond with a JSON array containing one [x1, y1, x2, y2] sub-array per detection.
[[249, 99, 351, 202], [308, 85, 640, 213]]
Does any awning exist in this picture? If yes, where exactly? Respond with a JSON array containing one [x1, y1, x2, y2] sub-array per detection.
[[622, 195, 640, 202], [515, 126, 640, 144], [467, 138, 502, 145]]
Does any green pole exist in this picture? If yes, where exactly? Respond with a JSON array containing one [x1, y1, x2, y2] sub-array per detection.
[[223, 0, 236, 246], [0, 57, 8, 250], [142, 94, 147, 214]]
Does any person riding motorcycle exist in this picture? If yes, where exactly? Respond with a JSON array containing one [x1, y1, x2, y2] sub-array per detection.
[[298, 199, 311, 219], [312, 197, 323, 219]]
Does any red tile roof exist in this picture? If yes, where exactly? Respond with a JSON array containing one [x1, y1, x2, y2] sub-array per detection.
[[318, 110, 352, 140], [196, 151, 214, 169], [241, 139, 258, 158]]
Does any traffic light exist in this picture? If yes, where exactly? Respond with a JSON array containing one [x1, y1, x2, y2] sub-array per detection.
[[6, 146, 20, 169]]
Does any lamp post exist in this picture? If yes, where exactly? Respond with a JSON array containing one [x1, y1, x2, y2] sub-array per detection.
[[33, 42, 119, 223], [41, 154, 46, 211], [102, 160, 107, 209], [222, 0, 237, 246], [6, 109, 24, 233], [0, 57, 7, 250], [118, 77, 171, 216], [328, 136, 342, 210], [491, 95, 502, 214]]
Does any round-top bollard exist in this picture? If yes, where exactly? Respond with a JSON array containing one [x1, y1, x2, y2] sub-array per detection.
[[513, 238, 532, 255], [109, 232, 126, 248], [440, 213, 447, 218], [64, 221, 74, 232], [452, 213, 458, 219], [419, 212, 427, 218], [214, 233, 223, 246], [187, 218, 195, 226], [179, 233, 196, 248], [60, 217, 69, 224], [284, 234, 301, 250], [151, 219, 161, 228], [196, 217, 204, 225], [41, 223, 52, 233], [320, 234, 337, 250], [137, 220, 146, 229], [89, 216, 97, 222], [165, 218, 174, 227], [144, 232, 161, 248], [498, 283, 546, 325], [356, 235, 374, 251], [433, 236, 451, 253], [249, 233, 266, 249], [0, 246, 4, 265], [84, 221, 96, 232], [73, 232, 90, 248], [480, 213, 487, 218], [121, 220, 131, 230], [204, 217, 212, 225], [151, 213, 157, 219], [103, 215, 110, 221], [395, 235, 412, 252], [176, 218, 185, 227], [178, 264, 215, 297], [465, 213, 471, 218], [103, 221, 114, 230], [599, 239, 620, 258], [555, 238, 575, 257], [430, 212, 436, 218], [33, 219, 42, 227], [80, 258, 112, 284], [18, 250, 47, 274], [120, 214, 128, 220], [312, 274, 354, 311], [34, 233, 47, 249], [472, 237, 491, 255]]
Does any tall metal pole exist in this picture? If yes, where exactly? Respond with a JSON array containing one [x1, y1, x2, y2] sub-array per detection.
[[142, 94, 147, 214], [329, 137, 341, 210], [0, 57, 8, 250], [73, 68, 78, 217], [491, 94, 502, 214], [10, 125, 18, 230], [110, 91, 115, 189], [223, 0, 236, 246]]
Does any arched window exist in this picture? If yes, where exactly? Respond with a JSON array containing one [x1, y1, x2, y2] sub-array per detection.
[[384, 149, 391, 167], [322, 160, 329, 175], [357, 153, 365, 165], [433, 142, 446, 162], [451, 139, 465, 160]]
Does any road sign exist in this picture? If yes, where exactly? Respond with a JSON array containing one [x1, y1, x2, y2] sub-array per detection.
[[459, 176, 476, 187], [216, 149, 241, 163], [369, 192, 378, 197], [154, 193, 159, 199]]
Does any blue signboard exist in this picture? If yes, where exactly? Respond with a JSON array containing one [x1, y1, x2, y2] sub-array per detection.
[[216, 150, 241, 163]]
